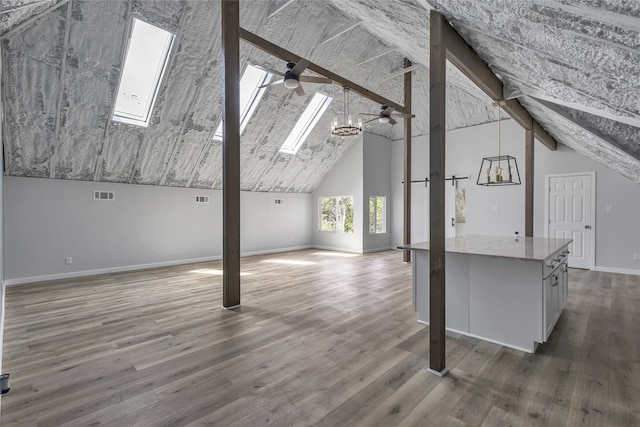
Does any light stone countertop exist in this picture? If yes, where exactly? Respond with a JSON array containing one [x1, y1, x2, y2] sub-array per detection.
[[399, 235, 572, 261]]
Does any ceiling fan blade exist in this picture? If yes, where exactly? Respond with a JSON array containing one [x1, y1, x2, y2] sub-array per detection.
[[258, 79, 284, 88], [252, 64, 285, 76], [290, 58, 310, 76], [293, 84, 306, 96], [363, 117, 379, 125], [390, 112, 416, 118], [388, 117, 397, 125], [299, 76, 332, 84], [359, 113, 381, 116]]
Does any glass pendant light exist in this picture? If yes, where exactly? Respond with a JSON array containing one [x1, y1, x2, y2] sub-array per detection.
[[477, 100, 521, 186]]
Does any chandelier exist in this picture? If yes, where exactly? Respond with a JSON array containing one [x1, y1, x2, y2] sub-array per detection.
[[477, 100, 521, 186], [331, 88, 362, 137]]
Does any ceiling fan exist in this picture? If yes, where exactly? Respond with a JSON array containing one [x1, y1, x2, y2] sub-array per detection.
[[362, 105, 415, 125], [253, 59, 333, 96]]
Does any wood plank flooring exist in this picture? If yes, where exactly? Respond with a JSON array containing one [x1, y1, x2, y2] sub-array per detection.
[[1, 249, 639, 426]]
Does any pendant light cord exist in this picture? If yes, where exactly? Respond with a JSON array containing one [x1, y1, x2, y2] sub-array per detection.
[[344, 88, 349, 125], [498, 104, 501, 160]]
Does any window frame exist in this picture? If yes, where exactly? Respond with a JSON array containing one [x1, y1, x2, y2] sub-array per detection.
[[112, 18, 176, 127], [212, 64, 272, 141], [319, 195, 354, 234], [280, 92, 332, 154], [368, 196, 387, 234]]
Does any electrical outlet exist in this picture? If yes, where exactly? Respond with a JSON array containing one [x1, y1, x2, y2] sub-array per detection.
[[634, 254, 640, 261], [491, 205, 499, 212], [606, 204, 614, 213], [65, 257, 73, 265]]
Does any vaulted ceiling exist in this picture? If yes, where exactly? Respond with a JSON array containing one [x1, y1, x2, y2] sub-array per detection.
[[1, 0, 638, 193]]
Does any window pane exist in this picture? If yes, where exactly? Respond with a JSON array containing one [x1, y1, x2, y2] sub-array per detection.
[[368, 196, 386, 234], [377, 196, 385, 233], [113, 19, 175, 126], [338, 196, 354, 233], [280, 92, 332, 154], [369, 197, 375, 233], [320, 197, 336, 232], [213, 65, 271, 140]]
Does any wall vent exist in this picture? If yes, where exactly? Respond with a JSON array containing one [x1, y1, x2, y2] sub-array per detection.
[[94, 190, 115, 201], [274, 199, 284, 205], [195, 195, 209, 204]]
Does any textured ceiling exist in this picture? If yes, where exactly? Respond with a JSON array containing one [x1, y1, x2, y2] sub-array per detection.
[[1, 0, 638, 193], [428, 0, 640, 182]]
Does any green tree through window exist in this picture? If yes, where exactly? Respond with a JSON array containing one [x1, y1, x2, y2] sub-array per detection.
[[320, 196, 353, 233], [369, 196, 386, 234]]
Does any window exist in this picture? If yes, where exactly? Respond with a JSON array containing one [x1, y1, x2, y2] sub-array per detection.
[[213, 65, 271, 140], [113, 19, 175, 127], [280, 92, 332, 154], [320, 196, 354, 233], [369, 196, 386, 234]]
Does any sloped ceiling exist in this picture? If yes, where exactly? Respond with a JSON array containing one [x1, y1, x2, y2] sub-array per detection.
[[1, 0, 638, 193]]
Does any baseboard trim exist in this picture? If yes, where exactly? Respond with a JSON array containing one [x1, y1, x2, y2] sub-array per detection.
[[239, 245, 312, 257], [4, 256, 221, 286], [362, 246, 394, 254], [593, 266, 640, 276], [311, 245, 363, 254], [414, 320, 534, 353], [5, 246, 314, 286]]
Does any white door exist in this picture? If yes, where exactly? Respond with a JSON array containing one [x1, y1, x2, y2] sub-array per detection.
[[546, 173, 595, 269]]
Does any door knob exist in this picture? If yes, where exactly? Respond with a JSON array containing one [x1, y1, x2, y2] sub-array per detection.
[[585, 225, 591, 229]]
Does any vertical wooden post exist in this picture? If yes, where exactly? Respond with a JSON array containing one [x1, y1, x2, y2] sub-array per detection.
[[428, 10, 447, 376], [525, 125, 534, 237], [403, 58, 412, 263], [221, 0, 241, 308]]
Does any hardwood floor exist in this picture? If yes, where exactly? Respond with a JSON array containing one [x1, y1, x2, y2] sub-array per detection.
[[1, 249, 639, 426]]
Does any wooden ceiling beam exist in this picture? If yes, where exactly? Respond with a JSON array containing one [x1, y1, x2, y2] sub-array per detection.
[[238, 28, 408, 114], [533, 121, 557, 150], [440, 15, 557, 150]]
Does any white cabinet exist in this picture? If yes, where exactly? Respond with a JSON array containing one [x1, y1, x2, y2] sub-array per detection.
[[410, 240, 571, 353], [543, 253, 569, 341]]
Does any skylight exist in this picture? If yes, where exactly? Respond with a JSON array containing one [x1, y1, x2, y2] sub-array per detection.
[[112, 19, 175, 127], [213, 65, 271, 140], [279, 92, 332, 154]]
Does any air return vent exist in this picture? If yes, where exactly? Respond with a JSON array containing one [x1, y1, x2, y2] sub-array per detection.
[[195, 195, 209, 204], [93, 190, 115, 201]]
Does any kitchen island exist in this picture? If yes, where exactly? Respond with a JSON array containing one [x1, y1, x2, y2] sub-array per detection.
[[401, 235, 572, 353]]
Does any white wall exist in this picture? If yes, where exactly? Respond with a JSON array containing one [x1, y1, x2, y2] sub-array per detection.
[[392, 119, 526, 244], [4, 176, 312, 284], [312, 137, 364, 252], [391, 130, 432, 245], [446, 119, 526, 237], [363, 132, 392, 252], [534, 143, 640, 273], [241, 190, 312, 255], [392, 119, 640, 274]]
